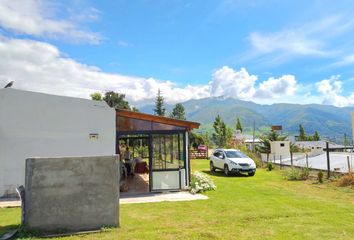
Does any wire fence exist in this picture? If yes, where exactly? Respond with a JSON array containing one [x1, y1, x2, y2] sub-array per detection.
[[262, 150, 353, 176]]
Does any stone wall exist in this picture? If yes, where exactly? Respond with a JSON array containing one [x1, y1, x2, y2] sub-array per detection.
[[24, 155, 119, 232]]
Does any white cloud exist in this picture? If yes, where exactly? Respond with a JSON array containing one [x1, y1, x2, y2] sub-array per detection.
[[247, 15, 354, 62], [210, 66, 257, 99], [0, 37, 209, 104], [315, 75, 354, 107], [333, 54, 354, 66], [249, 32, 325, 56], [1, 36, 353, 107], [255, 75, 297, 98], [0, 0, 101, 43]]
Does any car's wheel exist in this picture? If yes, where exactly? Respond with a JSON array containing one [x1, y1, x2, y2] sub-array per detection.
[[248, 172, 255, 176], [224, 164, 230, 176], [210, 161, 215, 173]]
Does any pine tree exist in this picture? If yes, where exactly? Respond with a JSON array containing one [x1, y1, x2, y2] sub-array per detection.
[[212, 115, 232, 147], [299, 124, 307, 141], [170, 103, 186, 120], [154, 89, 166, 116], [313, 131, 320, 141], [236, 117, 243, 133]]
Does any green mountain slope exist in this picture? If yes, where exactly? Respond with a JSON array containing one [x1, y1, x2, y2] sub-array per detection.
[[139, 97, 354, 142]]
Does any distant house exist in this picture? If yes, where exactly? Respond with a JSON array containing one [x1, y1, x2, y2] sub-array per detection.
[[244, 138, 262, 151], [232, 130, 261, 151]]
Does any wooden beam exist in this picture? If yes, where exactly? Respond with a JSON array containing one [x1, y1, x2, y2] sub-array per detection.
[[116, 109, 200, 130]]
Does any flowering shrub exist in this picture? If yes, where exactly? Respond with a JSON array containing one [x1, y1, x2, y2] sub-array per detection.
[[189, 171, 216, 194]]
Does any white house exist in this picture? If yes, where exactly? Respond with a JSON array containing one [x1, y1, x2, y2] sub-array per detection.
[[0, 88, 200, 197], [0, 89, 116, 197]]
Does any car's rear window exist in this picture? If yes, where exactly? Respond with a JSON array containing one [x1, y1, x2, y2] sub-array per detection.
[[225, 151, 247, 158]]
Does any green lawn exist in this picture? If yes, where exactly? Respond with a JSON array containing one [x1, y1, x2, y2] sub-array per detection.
[[1, 160, 354, 239]]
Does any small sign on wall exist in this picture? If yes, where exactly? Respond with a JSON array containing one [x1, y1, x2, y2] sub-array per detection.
[[89, 133, 99, 140]]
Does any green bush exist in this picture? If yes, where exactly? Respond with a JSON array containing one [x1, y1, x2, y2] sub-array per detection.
[[284, 167, 310, 181], [284, 167, 301, 180], [301, 167, 310, 180], [267, 162, 274, 171], [318, 171, 324, 183]]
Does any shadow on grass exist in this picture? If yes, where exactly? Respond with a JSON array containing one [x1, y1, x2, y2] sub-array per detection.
[[202, 170, 250, 178], [0, 224, 19, 235]]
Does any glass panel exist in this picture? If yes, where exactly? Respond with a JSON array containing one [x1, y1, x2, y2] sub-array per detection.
[[152, 122, 185, 131], [117, 116, 152, 131], [152, 134, 185, 170]]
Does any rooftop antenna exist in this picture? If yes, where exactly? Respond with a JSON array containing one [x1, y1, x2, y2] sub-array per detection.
[[4, 81, 14, 88]]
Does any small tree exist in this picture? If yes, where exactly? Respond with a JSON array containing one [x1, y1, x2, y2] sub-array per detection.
[[190, 132, 205, 149], [154, 89, 166, 116], [313, 131, 320, 141], [236, 117, 243, 133], [103, 91, 130, 109], [90, 92, 102, 101], [290, 143, 300, 166], [299, 124, 307, 141], [131, 106, 140, 112], [170, 103, 186, 120]]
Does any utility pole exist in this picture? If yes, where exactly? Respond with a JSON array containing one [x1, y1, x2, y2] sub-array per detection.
[[326, 141, 330, 179], [252, 120, 255, 152]]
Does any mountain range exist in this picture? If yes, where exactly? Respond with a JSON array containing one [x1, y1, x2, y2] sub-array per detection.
[[139, 97, 354, 143]]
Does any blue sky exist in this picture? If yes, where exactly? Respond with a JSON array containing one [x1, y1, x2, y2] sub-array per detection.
[[0, 0, 354, 106]]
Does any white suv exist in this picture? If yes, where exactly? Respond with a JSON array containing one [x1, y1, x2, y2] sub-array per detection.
[[210, 149, 256, 176]]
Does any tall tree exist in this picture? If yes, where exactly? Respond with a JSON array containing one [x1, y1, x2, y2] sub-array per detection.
[[235, 117, 243, 133], [90, 92, 102, 101], [154, 89, 166, 116], [103, 91, 130, 109], [170, 103, 186, 120], [313, 131, 320, 141], [212, 115, 232, 147], [298, 124, 307, 141]]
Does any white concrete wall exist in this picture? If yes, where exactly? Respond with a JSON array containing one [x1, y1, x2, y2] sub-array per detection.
[[270, 141, 290, 156], [0, 89, 116, 197]]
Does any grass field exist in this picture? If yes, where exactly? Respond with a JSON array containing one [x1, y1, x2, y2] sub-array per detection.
[[1, 159, 353, 239]]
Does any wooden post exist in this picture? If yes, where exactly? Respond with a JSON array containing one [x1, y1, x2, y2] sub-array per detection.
[[347, 156, 351, 173], [290, 152, 293, 166], [326, 141, 330, 179], [306, 154, 309, 168], [280, 155, 282, 169]]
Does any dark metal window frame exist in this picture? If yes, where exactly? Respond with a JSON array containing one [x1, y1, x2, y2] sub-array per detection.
[[116, 129, 187, 192]]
